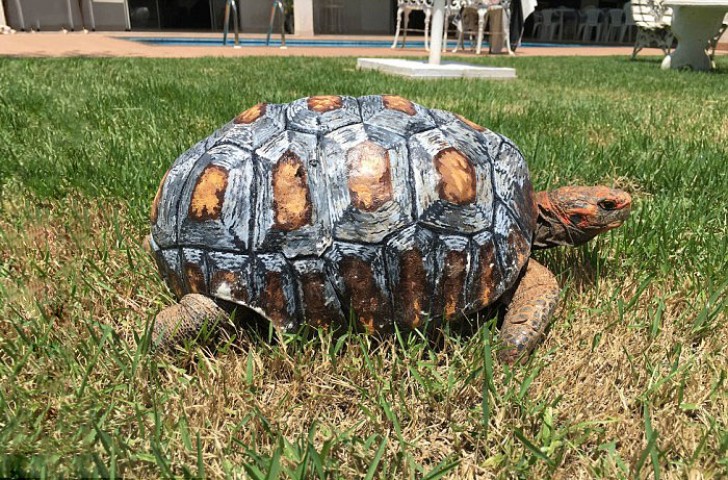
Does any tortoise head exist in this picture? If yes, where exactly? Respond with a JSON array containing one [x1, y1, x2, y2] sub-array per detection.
[[532, 186, 631, 250]]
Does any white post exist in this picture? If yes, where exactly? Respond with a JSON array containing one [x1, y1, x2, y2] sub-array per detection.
[[428, 0, 445, 64], [0, 0, 8, 29], [293, 0, 315, 36]]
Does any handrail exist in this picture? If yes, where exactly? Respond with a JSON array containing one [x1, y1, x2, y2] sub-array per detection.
[[223, 0, 240, 47], [266, 0, 287, 48]]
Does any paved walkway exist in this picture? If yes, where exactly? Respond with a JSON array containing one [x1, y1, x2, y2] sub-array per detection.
[[0, 31, 687, 59]]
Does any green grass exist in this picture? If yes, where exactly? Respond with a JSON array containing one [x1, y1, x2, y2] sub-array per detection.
[[0, 54, 726, 478]]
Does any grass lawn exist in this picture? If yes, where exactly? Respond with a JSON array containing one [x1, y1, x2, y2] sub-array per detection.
[[0, 54, 726, 479]]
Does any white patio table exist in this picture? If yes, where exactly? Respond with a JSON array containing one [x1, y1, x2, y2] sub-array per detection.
[[661, 0, 728, 70]]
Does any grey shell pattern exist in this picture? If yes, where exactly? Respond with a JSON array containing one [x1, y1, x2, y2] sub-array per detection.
[[150, 95, 536, 333]]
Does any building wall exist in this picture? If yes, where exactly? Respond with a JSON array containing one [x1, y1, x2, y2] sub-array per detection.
[[237, 0, 393, 35], [313, 0, 393, 35]]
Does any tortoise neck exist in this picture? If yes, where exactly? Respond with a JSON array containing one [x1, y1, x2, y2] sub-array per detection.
[[532, 191, 575, 250]]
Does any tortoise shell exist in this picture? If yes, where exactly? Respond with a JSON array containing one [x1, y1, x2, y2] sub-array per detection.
[[149, 95, 536, 333]]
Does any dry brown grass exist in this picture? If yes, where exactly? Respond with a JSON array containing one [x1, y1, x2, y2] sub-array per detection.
[[1, 191, 725, 479], [1, 55, 727, 479]]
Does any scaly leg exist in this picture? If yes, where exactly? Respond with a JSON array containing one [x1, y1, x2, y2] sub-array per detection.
[[498, 260, 560, 364], [153, 294, 228, 350]]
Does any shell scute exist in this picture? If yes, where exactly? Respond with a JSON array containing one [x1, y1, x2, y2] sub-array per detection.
[[251, 254, 300, 331], [321, 124, 414, 244], [384, 225, 437, 329], [208, 252, 253, 305], [254, 130, 332, 258], [292, 259, 346, 329], [287, 95, 361, 135], [177, 144, 253, 251], [360, 95, 436, 137], [220, 103, 286, 152], [432, 235, 471, 322], [324, 242, 392, 334], [409, 128, 494, 233]]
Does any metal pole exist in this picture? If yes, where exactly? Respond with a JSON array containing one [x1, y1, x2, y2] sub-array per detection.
[[266, 0, 285, 48], [428, 0, 446, 65], [223, 0, 240, 47], [223, 0, 230, 44]]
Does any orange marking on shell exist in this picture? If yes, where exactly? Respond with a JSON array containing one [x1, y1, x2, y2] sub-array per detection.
[[167, 270, 185, 299], [189, 165, 229, 221], [442, 250, 467, 320], [184, 263, 206, 294], [307, 95, 343, 113], [434, 148, 477, 205], [396, 249, 427, 328], [382, 95, 416, 116], [340, 256, 387, 334], [347, 141, 393, 212], [508, 230, 530, 267], [455, 113, 487, 132], [151, 169, 170, 224], [261, 271, 288, 328], [211, 270, 248, 302], [477, 243, 501, 306], [272, 151, 312, 231], [300, 272, 338, 328], [234, 103, 267, 124]]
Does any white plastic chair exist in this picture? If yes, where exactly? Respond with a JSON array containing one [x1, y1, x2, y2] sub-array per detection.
[[577, 7, 603, 42], [622, 2, 636, 44], [605, 8, 625, 42], [392, 0, 434, 49], [531, 9, 544, 39], [555, 7, 579, 40], [540, 8, 561, 41]]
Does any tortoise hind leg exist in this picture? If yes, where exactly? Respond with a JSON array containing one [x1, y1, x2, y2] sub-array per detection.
[[498, 260, 560, 364], [152, 294, 229, 351]]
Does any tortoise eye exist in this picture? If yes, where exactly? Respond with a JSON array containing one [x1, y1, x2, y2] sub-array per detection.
[[598, 199, 617, 211]]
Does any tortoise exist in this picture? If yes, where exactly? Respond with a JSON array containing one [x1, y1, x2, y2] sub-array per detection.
[[147, 94, 631, 363]]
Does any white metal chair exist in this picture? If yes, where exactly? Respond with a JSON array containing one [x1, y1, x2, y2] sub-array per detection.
[[453, 0, 490, 53], [631, 0, 673, 58], [452, 0, 511, 55], [392, 0, 434, 49], [708, 13, 728, 61]]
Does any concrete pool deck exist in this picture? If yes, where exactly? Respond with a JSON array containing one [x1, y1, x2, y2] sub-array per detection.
[[1, 31, 701, 59]]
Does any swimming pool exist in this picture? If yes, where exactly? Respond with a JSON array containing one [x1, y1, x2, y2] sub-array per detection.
[[123, 37, 578, 49]]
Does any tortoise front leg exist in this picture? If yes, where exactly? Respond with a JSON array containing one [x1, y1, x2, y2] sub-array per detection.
[[498, 259, 560, 364], [153, 294, 228, 350]]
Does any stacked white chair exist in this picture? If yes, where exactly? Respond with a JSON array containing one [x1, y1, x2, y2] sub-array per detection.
[[604, 8, 626, 42], [540, 8, 561, 41], [622, 2, 636, 44], [577, 6, 603, 42], [531, 9, 544, 39]]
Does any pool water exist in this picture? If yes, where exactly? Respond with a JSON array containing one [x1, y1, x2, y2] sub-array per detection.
[[124, 37, 579, 49]]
